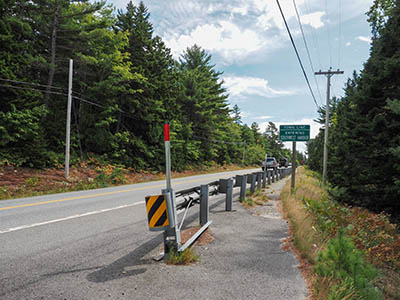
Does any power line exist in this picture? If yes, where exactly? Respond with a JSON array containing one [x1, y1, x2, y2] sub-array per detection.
[[0, 84, 68, 97], [338, 0, 342, 69], [292, 0, 323, 105], [275, 0, 319, 110], [331, 0, 343, 98], [0, 77, 65, 91], [72, 95, 105, 108], [72, 95, 138, 121], [325, 0, 332, 67], [304, 0, 322, 70], [0, 79, 138, 120]]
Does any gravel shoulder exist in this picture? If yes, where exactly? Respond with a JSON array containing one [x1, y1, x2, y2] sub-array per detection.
[[91, 177, 308, 300]]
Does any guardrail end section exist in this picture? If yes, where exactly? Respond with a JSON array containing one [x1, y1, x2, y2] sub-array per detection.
[[178, 221, 212, 252]]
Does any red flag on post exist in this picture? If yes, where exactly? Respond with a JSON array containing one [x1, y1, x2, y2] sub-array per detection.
[[164, 123, 170, 141]]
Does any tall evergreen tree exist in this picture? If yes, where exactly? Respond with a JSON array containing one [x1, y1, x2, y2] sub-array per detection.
[[0, 0, 48, 166], [310, 0, 400, 220], [116, 1, 178, 169], [177, 45, 230, 164], [232, 104, 242, 125]]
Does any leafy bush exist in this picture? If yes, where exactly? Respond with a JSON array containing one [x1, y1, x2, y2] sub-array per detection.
[[95, 166, 127, 187], [0, 105, 50, 168]]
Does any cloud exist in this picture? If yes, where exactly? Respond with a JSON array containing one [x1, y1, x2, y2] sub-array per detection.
[[345, 41, 351, 47], [223, 75, 294, 99], [232, 4, 249, 16], [356, 36, 372, 44], [164, 21, 266, 62], [301, 11, 325, 29], [156, 0, 319, 64], [255, 115, 273, 120]]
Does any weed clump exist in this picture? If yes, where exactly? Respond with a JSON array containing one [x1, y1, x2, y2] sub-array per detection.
[[166, 247, 199, 265], [241, 189, 269, 207]]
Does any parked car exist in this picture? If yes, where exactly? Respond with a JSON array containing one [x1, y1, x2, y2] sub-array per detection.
[[279, 157, 289, 168], [262, 157, 277, 171]]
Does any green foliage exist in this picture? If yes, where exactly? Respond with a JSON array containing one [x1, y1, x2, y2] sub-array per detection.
[[303, 195, 349, 238], [306, 130, 324, 173], [307, 2, 400, 222], [367, 0, 396, 38], [0, 1, 292, 173], [0, 105, 50, 168], [166, 247, 199, 265], [95, 166, 127, 187], [316, 229, 381, 300]]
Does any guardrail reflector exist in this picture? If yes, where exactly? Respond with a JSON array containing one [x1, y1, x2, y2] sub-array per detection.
[[145, 195, 170, 231]]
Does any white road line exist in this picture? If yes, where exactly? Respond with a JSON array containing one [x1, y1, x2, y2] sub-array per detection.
[[0, 201, 145, 234]]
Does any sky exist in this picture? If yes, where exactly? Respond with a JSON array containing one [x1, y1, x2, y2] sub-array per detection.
[[109, 0, 374, 152]]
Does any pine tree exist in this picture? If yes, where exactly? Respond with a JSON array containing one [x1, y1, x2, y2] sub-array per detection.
[[177, 45, 230, 164], [232, 104, 242, 125], [324, 1, 400, 220], [0, 0, 49, 167], [116, 1, 178, 169]]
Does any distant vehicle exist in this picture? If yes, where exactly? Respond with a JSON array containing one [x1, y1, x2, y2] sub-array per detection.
[[262, 157, 277, 171], [279, 158, 289, 168]]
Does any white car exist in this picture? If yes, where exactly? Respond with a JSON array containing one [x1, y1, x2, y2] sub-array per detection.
[[262, 157, 277, 171]]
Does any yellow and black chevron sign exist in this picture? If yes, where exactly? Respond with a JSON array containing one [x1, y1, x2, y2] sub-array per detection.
[[145, 195, 170, 231]]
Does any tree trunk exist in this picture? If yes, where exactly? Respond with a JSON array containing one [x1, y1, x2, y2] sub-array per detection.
[[44, 0, 60, 108]]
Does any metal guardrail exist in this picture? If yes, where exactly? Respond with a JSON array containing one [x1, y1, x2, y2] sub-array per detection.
[[150, 167, 293, 258]]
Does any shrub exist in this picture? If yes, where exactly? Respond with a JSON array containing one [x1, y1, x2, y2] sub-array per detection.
[[316, 229, 381, 300]]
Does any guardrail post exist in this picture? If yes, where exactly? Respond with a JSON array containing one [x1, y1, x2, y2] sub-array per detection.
[[271, 169, 275, 183], [234, 175, 241, 187], [200, 184, 209, 226], [279, 169, 283, 180], [246, 174, 252, 184], [275, 169, 279, 181], [250, 174, 256, 194], [267, 170, 271, 185], [161, 188, 181, 255], [262, 169, 267, 188], [256, 172, 262, 191], [226, 178, 233, 211], [240, 175, 247, 201]]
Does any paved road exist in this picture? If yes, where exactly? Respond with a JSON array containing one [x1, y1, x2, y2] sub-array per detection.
[[0, 168, 265, 299]]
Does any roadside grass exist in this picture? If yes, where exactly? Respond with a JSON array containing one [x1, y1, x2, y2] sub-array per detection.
[[166, 247, 199, 265], [281, 167, 400, 299], [241, 189, 269, 207]]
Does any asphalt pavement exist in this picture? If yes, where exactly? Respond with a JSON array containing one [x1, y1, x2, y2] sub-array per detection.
[[123, 176, 308, 300], [0, 170, 307, 300]]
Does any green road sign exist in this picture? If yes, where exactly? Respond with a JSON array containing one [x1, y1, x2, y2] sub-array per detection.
[[279, 125, 310, 142]]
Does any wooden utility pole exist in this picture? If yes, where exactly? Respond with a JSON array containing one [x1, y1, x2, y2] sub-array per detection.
[[315, 68, 343, 185], [291, 141, 296, 192], [65, 59, 73, 179]]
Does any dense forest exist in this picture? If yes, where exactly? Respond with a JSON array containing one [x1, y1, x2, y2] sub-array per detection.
[[0, 0, 297, 171], [308, 0, 400, 221]]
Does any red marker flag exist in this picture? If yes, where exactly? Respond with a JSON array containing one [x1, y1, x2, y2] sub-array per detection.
[[164, 123, 170, 141]]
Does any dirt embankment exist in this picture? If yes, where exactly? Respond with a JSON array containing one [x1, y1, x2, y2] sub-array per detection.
[[0, 164, 248, 200]]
